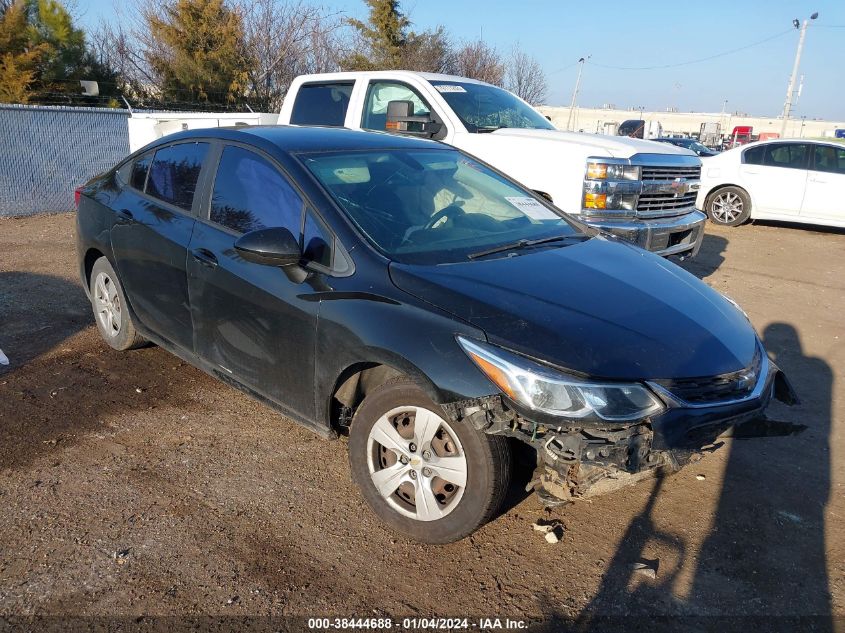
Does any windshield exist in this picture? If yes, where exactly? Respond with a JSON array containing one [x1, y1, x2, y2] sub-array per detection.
[[687, 140, 711, 153], [429, 81, 555, 133], [301, 148, 580, 265], [665, 138, 710, 153]]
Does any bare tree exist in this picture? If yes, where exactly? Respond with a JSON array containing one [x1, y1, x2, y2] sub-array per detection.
[[401, 26, 452, 73], [90, 17, 157, 99], [505, 45, 547, 105], [451, 39, 504, 85], [241, 0, 346, 111]]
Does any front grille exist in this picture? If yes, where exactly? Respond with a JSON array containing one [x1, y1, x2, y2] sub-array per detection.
[[637, 192, 698, 212], [653, 347, 762, 404], [641, 166, 702, 181]]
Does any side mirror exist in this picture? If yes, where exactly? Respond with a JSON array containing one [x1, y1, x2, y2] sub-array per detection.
[[386, 100, 442, 138], [234, 227, 301, 267]]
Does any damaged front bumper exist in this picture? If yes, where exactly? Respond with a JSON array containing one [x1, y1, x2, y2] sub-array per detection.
[[442, 353, 800, 504]]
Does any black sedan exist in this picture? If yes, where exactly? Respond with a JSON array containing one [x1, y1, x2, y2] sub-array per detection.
[[654, 137, 720, 157], [76, 126, 794, 543]]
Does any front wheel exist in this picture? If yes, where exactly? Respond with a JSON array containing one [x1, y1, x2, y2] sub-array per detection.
[[706, 186, 751, 226], [348, 379, 511, 543]]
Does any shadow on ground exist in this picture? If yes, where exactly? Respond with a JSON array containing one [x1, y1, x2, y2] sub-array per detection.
[[550, 322, 832, 631], [679, 232, 728, 280], [0, 271, 91, 373], [0, 271, 214, 472]]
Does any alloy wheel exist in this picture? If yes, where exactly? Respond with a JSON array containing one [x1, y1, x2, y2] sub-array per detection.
[[93, 272, 122, 337], [711, 191, 744, 223]]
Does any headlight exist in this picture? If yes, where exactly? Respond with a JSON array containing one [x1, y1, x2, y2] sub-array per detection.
[[586, 162, 641, 181], [457, 337, 665, 421]]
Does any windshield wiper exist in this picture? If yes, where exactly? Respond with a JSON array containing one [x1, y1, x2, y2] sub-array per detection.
[[468, 234, 586, 260], [475, 125, 508, 133]]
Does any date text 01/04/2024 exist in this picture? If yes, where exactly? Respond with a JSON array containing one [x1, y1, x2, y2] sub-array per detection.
[[306, 617, 529, 630]]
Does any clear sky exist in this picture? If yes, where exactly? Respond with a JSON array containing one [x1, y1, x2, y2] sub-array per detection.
[[78, 0, 845, 120]]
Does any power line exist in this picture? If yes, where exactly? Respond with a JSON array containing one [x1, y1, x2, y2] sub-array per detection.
[[548, 59, 582, 75], [588, 28, 794, 71]]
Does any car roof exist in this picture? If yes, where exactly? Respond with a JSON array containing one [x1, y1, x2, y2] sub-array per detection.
[[739, 138, 841, 149], [295, 70, 495, 87], [147, 125, 447, 154]]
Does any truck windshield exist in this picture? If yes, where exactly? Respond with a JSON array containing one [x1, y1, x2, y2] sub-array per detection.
[[429, 81, 555, 133], [300, 148, 581, 265]]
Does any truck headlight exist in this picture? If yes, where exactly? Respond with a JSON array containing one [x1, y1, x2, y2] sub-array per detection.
[[584, 192, 639, 212], [457, 337, 665, 421], [586, 162, 641, 180]]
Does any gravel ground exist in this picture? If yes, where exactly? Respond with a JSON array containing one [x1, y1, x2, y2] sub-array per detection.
[[0, 213, 842, 630]]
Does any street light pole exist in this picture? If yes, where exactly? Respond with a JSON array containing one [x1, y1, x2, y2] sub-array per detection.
[[566, 56, 588, 132], [781, 12, 818, 137]]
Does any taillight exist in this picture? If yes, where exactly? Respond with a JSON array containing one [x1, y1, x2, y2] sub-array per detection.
[[74, 187, 82, 207]]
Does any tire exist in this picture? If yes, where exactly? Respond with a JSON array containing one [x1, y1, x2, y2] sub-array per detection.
[[89, 257, 146, 351], [348, 379, 511, 543], [706, 186, 751, 227]]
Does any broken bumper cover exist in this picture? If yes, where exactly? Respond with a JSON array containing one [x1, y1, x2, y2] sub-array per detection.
[[581, 209, 706, 258], [443, 354, 798, 502]]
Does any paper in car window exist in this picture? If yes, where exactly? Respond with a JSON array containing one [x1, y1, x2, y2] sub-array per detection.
[[309, 157, 371, 185], [505, 197, 559, 220], [435, 85, 467, 93]]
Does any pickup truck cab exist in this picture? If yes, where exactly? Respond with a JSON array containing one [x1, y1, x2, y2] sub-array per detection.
[[279, 71, 706, 257]]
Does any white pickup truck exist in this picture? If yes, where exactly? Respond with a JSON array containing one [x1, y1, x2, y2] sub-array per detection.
[[278, 71, 706, 257]]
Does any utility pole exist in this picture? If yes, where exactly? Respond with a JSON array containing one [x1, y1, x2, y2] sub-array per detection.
[[781, 12, 818, 137], [566, 56, 589, 132]]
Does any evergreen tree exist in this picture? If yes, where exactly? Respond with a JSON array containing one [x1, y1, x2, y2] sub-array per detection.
[[0, 0, 120, 104], [0, 0, 43, 102], [342, 0, 450, 72], [145, 0, 251, 105]]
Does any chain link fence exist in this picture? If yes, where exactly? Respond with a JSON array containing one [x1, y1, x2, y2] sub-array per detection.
[[0, 104, 130, 217]]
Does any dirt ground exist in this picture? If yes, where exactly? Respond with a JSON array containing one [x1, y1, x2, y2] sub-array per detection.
[[0, 213, 843, 630]]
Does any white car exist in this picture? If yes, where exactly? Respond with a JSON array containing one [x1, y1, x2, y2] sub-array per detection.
[[697, 139, 845, 228]]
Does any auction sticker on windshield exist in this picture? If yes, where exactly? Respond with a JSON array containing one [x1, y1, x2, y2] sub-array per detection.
[[434, 84, 467, 93], [505, 196, 559, 220]]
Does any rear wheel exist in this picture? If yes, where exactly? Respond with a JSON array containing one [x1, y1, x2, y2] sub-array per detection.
[[89, 257, 146, 351], [706, 186, 751, 226], [348, 379, 511, 543]]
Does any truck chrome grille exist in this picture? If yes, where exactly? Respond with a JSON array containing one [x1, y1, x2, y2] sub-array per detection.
[[652, 347, 762, 405], [637, 192, 698, 213], [640, 166, 702, 181]]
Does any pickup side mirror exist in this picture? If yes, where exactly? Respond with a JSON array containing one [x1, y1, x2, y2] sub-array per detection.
[[386, 100, 443, 138], [234, 227, 301, 267]]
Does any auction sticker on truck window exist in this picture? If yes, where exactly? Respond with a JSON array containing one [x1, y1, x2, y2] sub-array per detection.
[[505, 196, 559, 220], [434, 84, 467, 93]]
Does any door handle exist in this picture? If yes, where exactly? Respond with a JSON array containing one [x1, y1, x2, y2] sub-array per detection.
[[116, 208, 134, 222], [191, 248, 218, 269]]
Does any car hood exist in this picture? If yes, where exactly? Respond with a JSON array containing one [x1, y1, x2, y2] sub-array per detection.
[[389, 237, 757, 380], [487, 128, 695, 159]]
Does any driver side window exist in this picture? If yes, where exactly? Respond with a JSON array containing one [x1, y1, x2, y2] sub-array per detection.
[[362, 81, 431, 131]]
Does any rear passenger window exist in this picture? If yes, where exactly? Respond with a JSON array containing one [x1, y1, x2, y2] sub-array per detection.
[[290, 82, 354, 126], [130, 152, 153, 190], [763, 144, 808, 170], [210, 146, 303, 235], [813, 145, 845, 175], [147, 143, 209, 211], [743, 145, 765, 165]]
